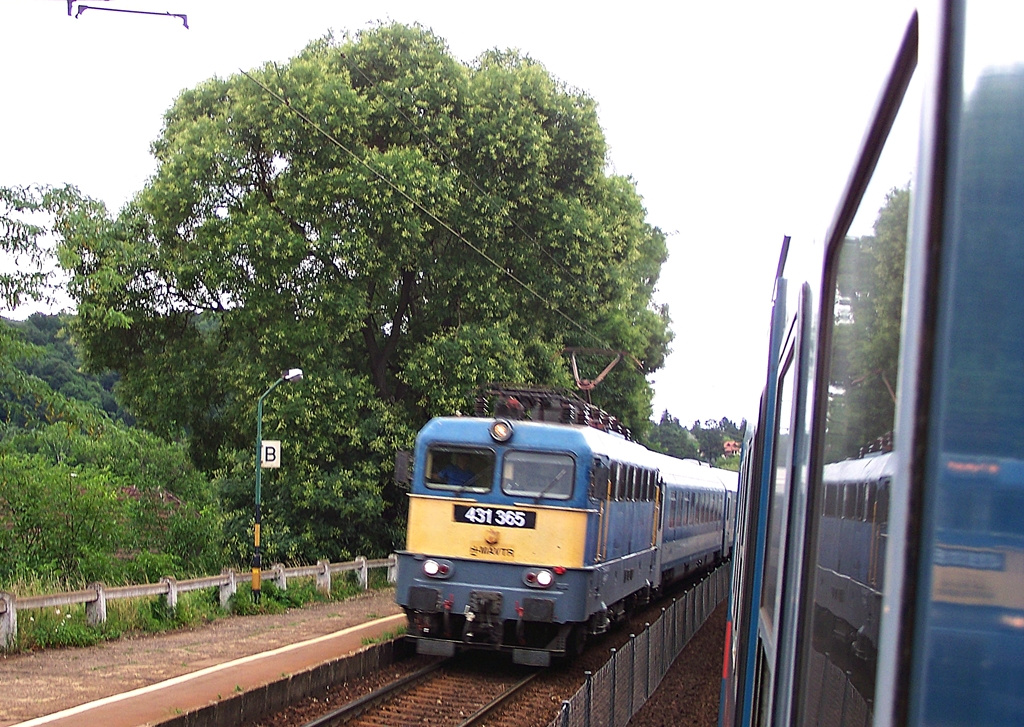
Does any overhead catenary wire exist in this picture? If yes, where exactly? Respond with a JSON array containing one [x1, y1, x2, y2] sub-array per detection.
[[240, 67, 619, 354]]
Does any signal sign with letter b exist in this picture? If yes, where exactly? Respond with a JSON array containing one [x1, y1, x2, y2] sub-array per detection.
[[261, 440, 282, 468]]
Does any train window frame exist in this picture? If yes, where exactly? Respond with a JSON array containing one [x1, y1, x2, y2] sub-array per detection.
[[424, 446, 496, 494], [792, 12, 919, 727], [500, 449, 576, 500], [612, 462, 624, 500]]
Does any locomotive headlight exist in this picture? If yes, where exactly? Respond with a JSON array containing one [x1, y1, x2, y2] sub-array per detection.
[[490, 419, 514, 442], [524, 568, 555, 588], [422, 559, 451, 578]]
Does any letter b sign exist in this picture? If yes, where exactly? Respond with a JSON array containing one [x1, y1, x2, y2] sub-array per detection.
[[261, 440, 282, 468]]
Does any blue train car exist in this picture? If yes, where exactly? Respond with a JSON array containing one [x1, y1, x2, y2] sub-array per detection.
[[395, 389, 736, 665], [720, 2, 1024, 725]]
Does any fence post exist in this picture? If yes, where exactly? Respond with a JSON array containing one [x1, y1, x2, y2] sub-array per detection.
[[671, 598, 678, 654], [628, 633, 636, 717], [584, 670, 593, 727], [316, 559, 331, 594], [689, 588, 696, 643], [660, 608, 667, 680], [160, 577, 178, 612], [560, 699, 571, 727], [357, 556, 368, 589], [271, 563, 287, 590], [0, 592, 16, 649], [387, 554, 398, 584], [609, 648, 618, 727], [645, 623, 652, 698], [85, 583, 107, 626], [219, 568, 237, 608]]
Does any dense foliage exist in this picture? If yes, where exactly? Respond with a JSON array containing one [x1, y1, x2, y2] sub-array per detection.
[[47, 24, 672, 566], [1, 314, 129, 425], [824, 186, 908, 461], [0, 420, 222, 585]]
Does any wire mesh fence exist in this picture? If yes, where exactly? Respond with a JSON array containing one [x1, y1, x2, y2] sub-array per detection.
[[547, 565, 730, 727]]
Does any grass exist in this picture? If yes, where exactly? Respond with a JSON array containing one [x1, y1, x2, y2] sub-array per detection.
[[2, 568, 393, 653], [360, 625, 406, 646]]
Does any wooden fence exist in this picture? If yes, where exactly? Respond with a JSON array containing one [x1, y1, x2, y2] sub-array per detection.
[[0, 555, 397, 648]]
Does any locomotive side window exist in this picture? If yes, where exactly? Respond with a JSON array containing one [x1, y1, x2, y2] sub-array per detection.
[[425, 447, 494, 493], [501, 451, 575, 500]]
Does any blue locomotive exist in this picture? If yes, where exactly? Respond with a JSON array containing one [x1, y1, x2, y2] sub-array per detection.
[[395, 387, 737, 666], [720, 3, 1024, 725]]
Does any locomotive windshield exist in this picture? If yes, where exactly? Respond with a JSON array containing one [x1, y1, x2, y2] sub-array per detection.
[[501, 451, 575, 500], [425, 447, 494, 493]]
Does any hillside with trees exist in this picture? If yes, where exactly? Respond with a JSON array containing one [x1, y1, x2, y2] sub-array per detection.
[[645, 411, 744, 469], [1, 23, 674, 586]]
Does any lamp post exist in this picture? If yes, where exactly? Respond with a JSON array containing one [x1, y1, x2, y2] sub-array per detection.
[[253, 367, 303, 603]]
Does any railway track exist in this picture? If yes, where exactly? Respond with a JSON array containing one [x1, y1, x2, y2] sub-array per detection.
[[249, 570, 722, 727], [300, 656, 538, 727]]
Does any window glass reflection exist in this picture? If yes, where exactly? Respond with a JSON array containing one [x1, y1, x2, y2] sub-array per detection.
[[798, 68, 918, 727]]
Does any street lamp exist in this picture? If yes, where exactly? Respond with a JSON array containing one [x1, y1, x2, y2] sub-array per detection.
[[252, 368, 303, 603]]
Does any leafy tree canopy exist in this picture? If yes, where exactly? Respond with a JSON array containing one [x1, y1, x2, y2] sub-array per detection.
[[825, 185, 908, 461], [53, 24, 672, 561]]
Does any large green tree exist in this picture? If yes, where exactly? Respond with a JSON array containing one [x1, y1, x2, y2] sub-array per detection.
[[55, 24, 672, 562]]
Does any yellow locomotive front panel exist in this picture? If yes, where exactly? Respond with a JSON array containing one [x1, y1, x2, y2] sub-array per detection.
[[405, 494, 589, 568]]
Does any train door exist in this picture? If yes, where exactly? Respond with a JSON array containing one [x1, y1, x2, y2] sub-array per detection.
[[724, 235, 816, 727], [790, 11, 919, 727], [724, 272, 787, 727], [749, 281, 814, 727]]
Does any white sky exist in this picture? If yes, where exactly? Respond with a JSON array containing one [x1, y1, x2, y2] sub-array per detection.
[[1, 0, 917, 427]]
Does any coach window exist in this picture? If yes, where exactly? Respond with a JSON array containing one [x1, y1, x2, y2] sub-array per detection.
[[795, 17, 917, 724], [425, 447, 494, 493], [502, 451, 575, 500]]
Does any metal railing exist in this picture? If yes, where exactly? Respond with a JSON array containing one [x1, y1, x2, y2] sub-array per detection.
[[0, 555, 397, 649], [549, 565, 729, 727]]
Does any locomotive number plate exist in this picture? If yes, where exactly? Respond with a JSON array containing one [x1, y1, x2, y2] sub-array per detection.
[[454, 505, 536, 529]]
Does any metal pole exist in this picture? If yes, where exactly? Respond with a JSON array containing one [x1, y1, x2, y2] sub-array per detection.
[[253, 376, 284, 603]]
